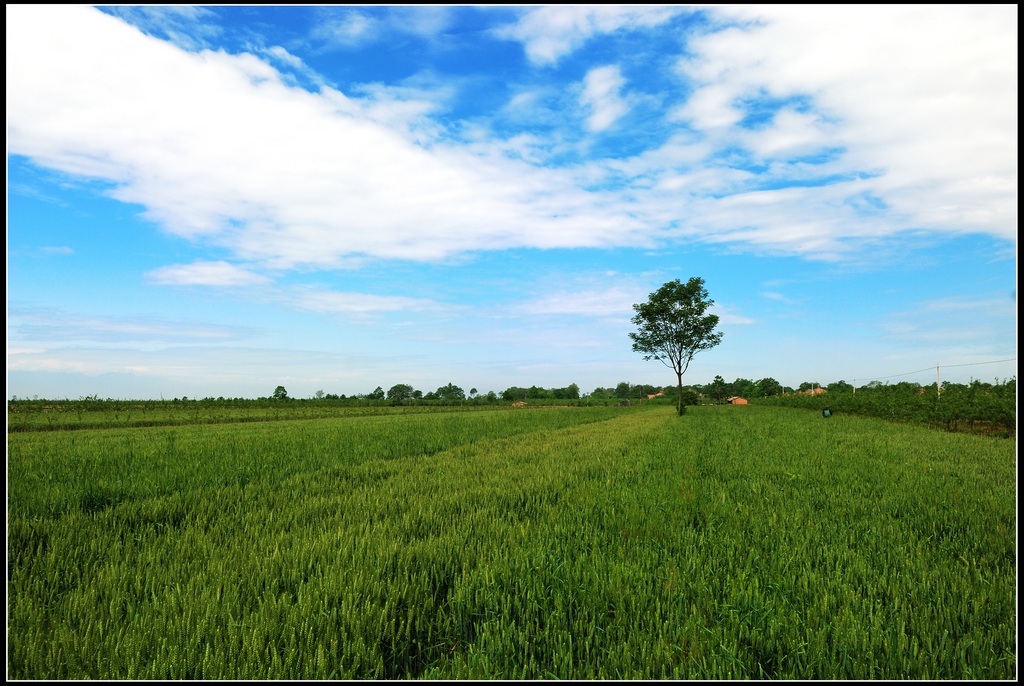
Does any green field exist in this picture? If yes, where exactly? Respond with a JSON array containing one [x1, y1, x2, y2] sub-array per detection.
[[7, 404, 1017, 679]]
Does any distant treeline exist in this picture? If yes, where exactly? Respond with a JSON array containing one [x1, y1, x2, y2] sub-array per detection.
[[8, 376, 1014, 437], [754, 378, 1015, 438]]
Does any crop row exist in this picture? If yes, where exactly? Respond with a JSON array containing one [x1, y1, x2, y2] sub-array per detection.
[[7, 406, 628, 520], [6, 400, 517, 433], [7, 405, 1016, 679]]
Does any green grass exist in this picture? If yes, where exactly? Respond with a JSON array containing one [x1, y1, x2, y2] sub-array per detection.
[[6, 399, 512, 433], [7, 405, 1016, 679]]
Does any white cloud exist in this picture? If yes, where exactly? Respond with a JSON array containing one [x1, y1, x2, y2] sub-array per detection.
[[738, 108, 835, 160], [6, 346, 47, 356], [311, 7, 453, 50], [145, 261, 270, 287], [518, 286, 641, 318], [669, 81, 744, 130], [713, 305, 757, 327], [879, 294, 1017, 354], [6, 4, 1016, 280], [311, 11, 381, 48], [580, 65, 629, 133], [674, 5, 1017, 242], [7, 6, 655, 270], [291, 288, 445, 314], [6, 353, 98, 375], [513, 286, 754, 330], [347, 78, 455, 141], [7, 345, 337, 384], [7, 308, 247, 346], [264, 45, 304, 70], [99, 5, 221, 52], [388, 6, 453, 38], [760, 291, 797, 305], [496, 5, 682, 65]]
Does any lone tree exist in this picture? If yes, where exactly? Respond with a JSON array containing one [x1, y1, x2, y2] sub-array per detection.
[[629, 277, 723, 416]]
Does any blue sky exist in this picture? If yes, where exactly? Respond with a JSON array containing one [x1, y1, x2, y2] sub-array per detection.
[[7, 5, 1017, 400]]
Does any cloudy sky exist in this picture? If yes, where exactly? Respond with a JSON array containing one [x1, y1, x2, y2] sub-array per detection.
[[7, 5, 1017, 400]]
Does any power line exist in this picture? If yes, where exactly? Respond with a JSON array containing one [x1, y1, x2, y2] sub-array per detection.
[[853, 358, 1016, 384], [857, 366, 934, 382], [940, 358, 1016, 369]]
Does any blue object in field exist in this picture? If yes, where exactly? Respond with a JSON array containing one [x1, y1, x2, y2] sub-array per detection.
[[822, 407, 832, 418]]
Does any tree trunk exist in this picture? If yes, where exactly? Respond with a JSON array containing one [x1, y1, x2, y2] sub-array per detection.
[[676, 369, 684, 416]]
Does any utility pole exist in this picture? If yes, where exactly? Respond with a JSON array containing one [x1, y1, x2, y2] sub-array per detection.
[[936, 364, 941, 399]]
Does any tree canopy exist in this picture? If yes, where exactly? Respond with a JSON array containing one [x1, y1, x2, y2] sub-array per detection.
[[386, 384, 414, 402], [629, 277, 723, 416]]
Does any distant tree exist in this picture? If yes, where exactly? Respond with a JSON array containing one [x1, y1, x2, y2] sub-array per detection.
[[314, 389, 325, 400], [368, 386, 386, 401], [501, 387, 528, 401], [614, 382, 632, 399], [756, 377, 784, 397], [527, 385, 550, 399], [469, 388, 478, 398], [731, 378, 757, 399], [547, 384, 580, 400], [829, 380, 854, 393], [630, 278, 723, 416], [387, 384, 414, 402], [680, 388, 700, 407], [435, 383, 465, 403], [272, 386, 289, 400], [708, 375, 729, 404]]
